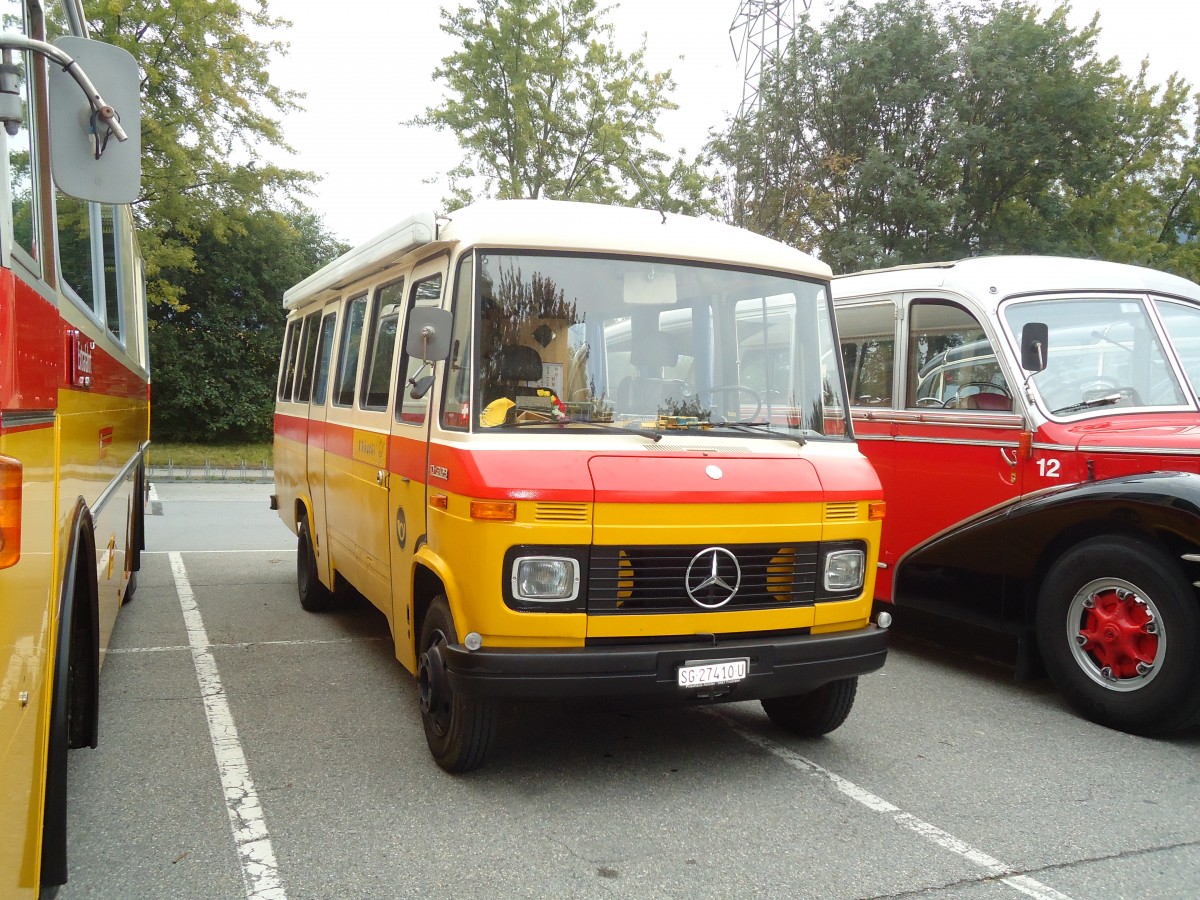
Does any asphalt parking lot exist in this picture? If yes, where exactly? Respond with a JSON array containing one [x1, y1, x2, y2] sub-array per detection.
[[59, 482, 1200, 899]]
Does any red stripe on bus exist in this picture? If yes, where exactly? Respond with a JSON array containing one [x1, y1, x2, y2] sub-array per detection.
[[0, 272, 148, 409], [1, 274, 60, 409], [274, 414, 879, 503], [0, 419, 54, 436]]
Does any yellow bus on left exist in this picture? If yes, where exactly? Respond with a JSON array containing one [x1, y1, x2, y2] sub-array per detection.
[[0, 1, 143, 895]]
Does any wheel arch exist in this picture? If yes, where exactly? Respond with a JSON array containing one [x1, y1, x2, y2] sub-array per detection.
[[410, 546, 454, 662], [41, 498, 101, 886], [894, 472, 1200, 633], [1012, 474, 1200, 630]]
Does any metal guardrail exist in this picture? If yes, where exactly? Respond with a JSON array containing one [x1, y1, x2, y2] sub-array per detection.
[[148, 460, 274, 483]]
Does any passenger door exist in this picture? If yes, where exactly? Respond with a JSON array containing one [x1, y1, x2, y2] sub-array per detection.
[[389, 260, 448, 670], [343, 278, 407, 614], [840, 296, 1028, 598], [889, 297, 1027, 550], [305, 306, 339, 588], [323, 291, 376, 600]]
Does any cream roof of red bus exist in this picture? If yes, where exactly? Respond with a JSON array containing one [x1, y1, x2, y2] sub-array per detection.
[[832, 255, 1200, 307], [283, 199, 831, 310]]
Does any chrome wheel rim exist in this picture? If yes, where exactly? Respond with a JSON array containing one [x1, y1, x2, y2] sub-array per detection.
[[1065, 577, 1165, 692]]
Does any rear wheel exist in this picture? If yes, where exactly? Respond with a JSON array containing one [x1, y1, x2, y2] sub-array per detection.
[[297, 516, 335, 612], [417, 596, 496, 772], [1036, 537, 1200, 735], [761, 677, 858, 736]]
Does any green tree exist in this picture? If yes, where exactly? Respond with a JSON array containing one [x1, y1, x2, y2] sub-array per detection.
[[415, 0, 716, 214], [711, 0, 1198, 275], [149, 210, 347, 443], [79, 0, 316, 307], [712, 0, 961, 267]]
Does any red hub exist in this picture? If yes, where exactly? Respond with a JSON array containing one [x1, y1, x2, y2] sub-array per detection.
[[1077, 588, 1158, 680]]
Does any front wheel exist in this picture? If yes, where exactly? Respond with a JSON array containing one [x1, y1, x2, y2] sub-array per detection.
[[761, 677, 858, 737], [1036, 537, 1200, 735], [417, 596, 496, 772]]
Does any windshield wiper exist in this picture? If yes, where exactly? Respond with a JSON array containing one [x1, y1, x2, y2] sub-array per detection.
[[1052, 393, 1122, 415], [707, 421, 807, 446], [495, 420, 662, 441]]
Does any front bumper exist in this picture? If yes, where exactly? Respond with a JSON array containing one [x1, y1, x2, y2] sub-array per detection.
[[443, 624, 888, 704]]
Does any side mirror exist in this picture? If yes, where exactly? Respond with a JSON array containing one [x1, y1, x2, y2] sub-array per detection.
[[405, 307, 453, 362], [408, 373, 435, 400], [1020, 322, 1048, 373], [47, 36, 141, 203]]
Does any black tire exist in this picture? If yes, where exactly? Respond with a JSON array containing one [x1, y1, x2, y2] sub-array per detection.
[[297, 516, 335, 612], [122, 467, 145, 605], [1036, 537, 1200, 735], [122, 570, 138, 605], [761, 677, 858, 737], [417, 596, 496, 772]]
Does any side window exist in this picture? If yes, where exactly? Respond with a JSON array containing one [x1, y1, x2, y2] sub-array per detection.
[[277, 319, 303, 400], [907, 300, 1010, 411], [100, 206, 123, 340], [837, 302, 895, 407], [360, 278, 405, 410], [333, 293, 368, 407], [396, 272, 444, 426], [311, 311, 339, 406], [442, 257, 474, 429], [5, 1, 39, 270], [295, 311, 322, 403]]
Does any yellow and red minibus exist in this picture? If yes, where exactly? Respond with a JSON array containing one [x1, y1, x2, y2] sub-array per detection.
[[0, 1, 144, 894], [273, 199, 890, 772]]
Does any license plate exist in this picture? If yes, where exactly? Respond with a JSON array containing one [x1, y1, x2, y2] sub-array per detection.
[[677, 658, 749, 689]]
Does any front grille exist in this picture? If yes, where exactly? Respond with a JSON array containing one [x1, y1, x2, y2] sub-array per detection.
[[588, 543, 818, 614]]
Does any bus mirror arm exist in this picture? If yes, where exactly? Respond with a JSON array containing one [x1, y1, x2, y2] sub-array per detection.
[[0, 33, 128, 143], [408, 367, 435, 400]]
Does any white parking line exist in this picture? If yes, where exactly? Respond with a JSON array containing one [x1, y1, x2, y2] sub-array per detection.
[[715, 711, 1075, 900], [169, 552, 287, 900], [108, 637, 386, 654], [146, 549, 295, 554]]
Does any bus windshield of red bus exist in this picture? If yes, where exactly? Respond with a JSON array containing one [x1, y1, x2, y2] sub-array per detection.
[[450, 252, 848, 440], [1004, 296, 1194, 417]]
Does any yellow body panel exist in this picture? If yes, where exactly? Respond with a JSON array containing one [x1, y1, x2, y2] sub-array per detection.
[[1, 387, 145, 898], [410, 492, 879, 653], [1, 424, 57, 896]]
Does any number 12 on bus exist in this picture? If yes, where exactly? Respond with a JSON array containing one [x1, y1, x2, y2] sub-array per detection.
[[1, 3, 143, 896]]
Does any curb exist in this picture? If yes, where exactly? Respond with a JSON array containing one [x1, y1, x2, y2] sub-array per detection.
[[148, 465, 274, 484]]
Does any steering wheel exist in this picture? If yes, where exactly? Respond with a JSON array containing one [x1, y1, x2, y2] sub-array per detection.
[[946, 382, 1012, 409], [699, 385, 763, 422], [1079, 377, 1142, 406]]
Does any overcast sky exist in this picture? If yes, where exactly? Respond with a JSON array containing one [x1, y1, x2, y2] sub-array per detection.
[[264, 1, 1200, 247]]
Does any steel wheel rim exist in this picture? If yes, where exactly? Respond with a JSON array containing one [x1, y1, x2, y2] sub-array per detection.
[[418, 628, 451, 736], [1065, 576, 1166, 692]]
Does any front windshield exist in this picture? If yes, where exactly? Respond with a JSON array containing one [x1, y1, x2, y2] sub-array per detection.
[[1004, 297, 1190, 417], [446, 252, 849, 440]]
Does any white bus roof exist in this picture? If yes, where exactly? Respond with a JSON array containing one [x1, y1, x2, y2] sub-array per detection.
[[832, 256, 1200, 308], [284, 199, 831, 310]]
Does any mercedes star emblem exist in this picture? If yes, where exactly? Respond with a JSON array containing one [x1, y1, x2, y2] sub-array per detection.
[[685, 547, 741, 608]]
